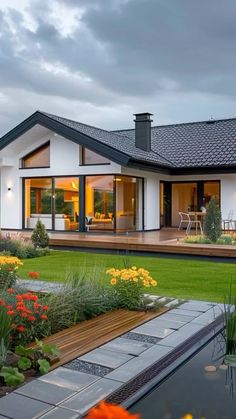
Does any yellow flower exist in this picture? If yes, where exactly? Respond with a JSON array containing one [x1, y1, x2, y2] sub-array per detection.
[[110, 278, 117, 285], [151, 280, 157, 286], [131, 266, 137, 270], [182, 414, 193, 419]]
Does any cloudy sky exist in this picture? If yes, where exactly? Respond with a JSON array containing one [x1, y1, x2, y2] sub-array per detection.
[[1, 0, 236, 135]]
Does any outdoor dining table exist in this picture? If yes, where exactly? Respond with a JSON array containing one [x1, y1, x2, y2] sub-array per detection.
[[188, 211, 206, 233]]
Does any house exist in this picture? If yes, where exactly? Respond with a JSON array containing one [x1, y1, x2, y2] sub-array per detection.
[[0, 110, 235, 233]]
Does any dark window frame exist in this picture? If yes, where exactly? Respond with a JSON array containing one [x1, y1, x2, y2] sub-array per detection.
[[22, 173, 144, 232], [20, 141, 50, 169], [80, 146, 111, 166]]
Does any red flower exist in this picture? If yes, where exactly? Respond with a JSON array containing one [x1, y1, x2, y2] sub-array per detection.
[[7, 310, 15, 316], [28, 315, 36, 321], [7, 288, 15, 294], [21, 312, 28, 318], [43, 305, 49, 311], [41, 314, 48, 320], [16, 325, 26, 333]]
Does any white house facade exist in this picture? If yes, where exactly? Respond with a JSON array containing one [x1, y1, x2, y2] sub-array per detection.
[[0, 111, 236, 233]]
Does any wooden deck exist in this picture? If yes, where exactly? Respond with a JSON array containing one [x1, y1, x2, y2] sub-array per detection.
[[4, 228, 236, 258], [47, 229, 236, 258], [40, 308, 167, 369]]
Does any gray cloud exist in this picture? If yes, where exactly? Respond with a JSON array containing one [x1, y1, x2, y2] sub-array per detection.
[[1, 0, 236, 135]]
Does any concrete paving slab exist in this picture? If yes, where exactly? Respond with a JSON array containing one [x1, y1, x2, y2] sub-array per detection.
[[161, 312, 195, 322], [39, 367, 99, 391], [131, 324, 174, 338], [106, 345, 172, 383], [79, 348, 133, 369], [179, 302, 213, 312], [0, 393, 52, 419], [15, 379, 75, 405], [39, 407, 80, 418], [100, 337, 153, 356], [157, 323, 204, 348], [60, 378, 122, 415], [168, 308, 203, 317]]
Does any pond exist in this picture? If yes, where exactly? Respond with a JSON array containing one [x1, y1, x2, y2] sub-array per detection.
[[130, 333, 236, 419]]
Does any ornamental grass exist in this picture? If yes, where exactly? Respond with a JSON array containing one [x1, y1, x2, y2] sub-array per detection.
[[106, 266, 157, 310], [0, 256, 23, 289]]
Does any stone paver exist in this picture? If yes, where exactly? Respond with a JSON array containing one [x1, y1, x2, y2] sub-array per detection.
[[169, 308, 203, 317], [0, 393, 52, 419], [60, 378, 122, 415], [131, 323, 174, 338], [100, 337, 153, 356], [157, 322, 205, 348], [39, 367, 100, 391], [39, 407, 80, 418], [161, 312, 195, 322], [15, 379, 75, 405], [179, 301, 214, 312], [191, 306, 223, 325], [106, 345, 172, 383], [79, 348, 133, 369]]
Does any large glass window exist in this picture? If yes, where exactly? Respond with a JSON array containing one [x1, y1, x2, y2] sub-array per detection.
[[116, 176, 143, 231], [22, 142, 50, 168], [54, 178, 79, 231], [24, 178, 52, 229], [85, 175, 114, 231], [203, 181, 220, 208], [81, 147, 110, 165], [171, 183, 197, 226]]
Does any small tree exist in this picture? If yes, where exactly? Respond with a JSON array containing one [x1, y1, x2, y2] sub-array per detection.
[[31, 220, 49, 248], [203, 198, 222, 242]]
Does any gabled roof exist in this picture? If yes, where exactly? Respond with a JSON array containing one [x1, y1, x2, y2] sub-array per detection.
[[1, 110, 236, 174], [115, 117, 236, 170]]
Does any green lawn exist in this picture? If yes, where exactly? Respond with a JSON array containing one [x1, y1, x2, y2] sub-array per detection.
[[17, 250, 236, 303]]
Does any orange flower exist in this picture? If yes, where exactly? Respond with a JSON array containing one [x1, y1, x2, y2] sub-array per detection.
[[41, 314, 48, 320], [28, 315, 36, 321], [86, 401, 140, 419], [110, 278, 117, 285]]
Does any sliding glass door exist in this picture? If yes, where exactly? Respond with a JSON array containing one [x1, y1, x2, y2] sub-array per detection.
[[24, 178, 52, 229], [24, 175, 144, 232]]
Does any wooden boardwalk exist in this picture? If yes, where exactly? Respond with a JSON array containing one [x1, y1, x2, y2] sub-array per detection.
[[41, 308, 167, 369]]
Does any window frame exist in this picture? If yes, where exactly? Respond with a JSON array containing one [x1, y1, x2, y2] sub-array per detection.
[[80, 146, 111, 166], [20, 141, 50, 169]]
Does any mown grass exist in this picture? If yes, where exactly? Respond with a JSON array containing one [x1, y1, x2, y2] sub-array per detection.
[[17, 250, 236, 303]]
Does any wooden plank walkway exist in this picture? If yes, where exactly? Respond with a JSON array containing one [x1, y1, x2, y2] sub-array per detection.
[[41, 308, 167, 369]]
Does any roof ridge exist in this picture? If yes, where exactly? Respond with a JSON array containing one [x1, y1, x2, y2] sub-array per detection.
[[113, 116, 236, 132], [40, 111, 133, 142]]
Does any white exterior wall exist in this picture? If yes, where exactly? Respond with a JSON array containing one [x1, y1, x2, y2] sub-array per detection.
[[0, 131, 121, 230], [1, 126, 236, 231]]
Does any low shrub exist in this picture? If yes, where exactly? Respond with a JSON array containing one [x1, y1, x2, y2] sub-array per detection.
[[0, 256, 23, 289], [185, 234, 235, 245], [106, 266, 157, 310], [185, 235, 212, 244], [31, 220, 49, 249], [0, 234, 49, 259]]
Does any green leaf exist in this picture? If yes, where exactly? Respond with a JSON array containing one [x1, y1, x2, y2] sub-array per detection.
[[15, 345, 34, 358], [224, 355, 236, 367], [0, 366, 25, 386], [37, 359, 50, 374], [42, 344, 60, 357], [18, 357, 32, 371]]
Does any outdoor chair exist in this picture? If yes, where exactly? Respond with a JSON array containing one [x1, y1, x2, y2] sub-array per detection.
[[178, 212, 190, 232], [186, 213, 203, 235], [222, 210, 235, 230]]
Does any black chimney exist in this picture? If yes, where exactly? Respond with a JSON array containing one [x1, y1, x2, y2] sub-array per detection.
[[134, 113, 153, 152]]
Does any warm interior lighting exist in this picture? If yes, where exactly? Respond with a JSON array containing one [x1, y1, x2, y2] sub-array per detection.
[[71, 181, 78, 190]]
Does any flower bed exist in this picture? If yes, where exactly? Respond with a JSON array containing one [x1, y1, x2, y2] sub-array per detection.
[[0, 264, 159, 397]]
